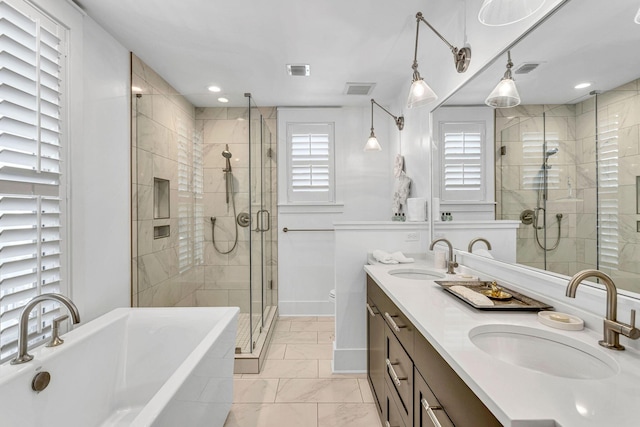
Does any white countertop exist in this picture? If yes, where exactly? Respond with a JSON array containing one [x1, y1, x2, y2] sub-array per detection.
[[364, 261, 640, 427]]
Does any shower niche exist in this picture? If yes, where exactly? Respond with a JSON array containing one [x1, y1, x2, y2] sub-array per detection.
[[153, 178, 170, 239]]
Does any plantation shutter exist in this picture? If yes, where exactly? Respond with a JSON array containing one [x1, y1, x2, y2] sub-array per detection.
[[287, 123, 334, 203], [0, 0, 65, 362], [598, 117, 619, 269], [440, 122, 485, 201]]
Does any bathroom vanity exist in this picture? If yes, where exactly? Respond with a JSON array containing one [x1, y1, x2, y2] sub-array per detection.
[[365, 261, 640, 427], [367, 274, 500, 427]]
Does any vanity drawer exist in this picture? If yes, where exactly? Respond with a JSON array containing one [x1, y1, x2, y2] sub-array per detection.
[[368, 275, 414, 353], [386, 324, 413, 426], [414, 331, 501, 427], [385, 380, 407, 427], [414, 368, 454, 427]]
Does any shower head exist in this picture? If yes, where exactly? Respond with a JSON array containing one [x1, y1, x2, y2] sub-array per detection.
[[545, 147, 559, 158]]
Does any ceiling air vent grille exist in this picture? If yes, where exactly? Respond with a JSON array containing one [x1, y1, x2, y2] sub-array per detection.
[[344, 82, 376, 96], [514, 63, 540, 74], [287, 64, 310, 76]]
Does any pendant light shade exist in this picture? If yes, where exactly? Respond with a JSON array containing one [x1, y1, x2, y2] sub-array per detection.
[[364, 132, 382, 151], [485, 51, 521, 108], [407, 75, 438, 109], [478, 0, 545, 26]]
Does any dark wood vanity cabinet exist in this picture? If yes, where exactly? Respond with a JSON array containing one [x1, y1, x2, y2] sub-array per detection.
[[366, 275, 502, 427]]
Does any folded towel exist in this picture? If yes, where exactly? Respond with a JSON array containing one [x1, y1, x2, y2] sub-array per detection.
[[390, 251, 414, 263], [473, 248, 494, 259], [373, 250, 398, 264], [449, 285, 494, 306]]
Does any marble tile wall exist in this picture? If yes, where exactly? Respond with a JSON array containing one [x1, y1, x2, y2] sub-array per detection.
[[495, 78, 640, 294], [132, 54, 202, 307]]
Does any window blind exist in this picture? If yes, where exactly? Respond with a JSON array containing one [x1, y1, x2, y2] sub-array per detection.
[[440, 122, 484, 201], [0, 0, 65, 363], [287, 123, 334, 203]]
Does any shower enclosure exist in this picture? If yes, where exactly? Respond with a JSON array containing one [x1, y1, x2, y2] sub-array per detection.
[[496, 83, 640, 294], [131, 55, 277, 358]]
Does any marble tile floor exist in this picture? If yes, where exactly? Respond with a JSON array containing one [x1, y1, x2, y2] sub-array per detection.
[[224, 316, 382, 427]]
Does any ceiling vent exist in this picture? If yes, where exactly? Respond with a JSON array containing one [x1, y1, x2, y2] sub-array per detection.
[[514, 63, 541, 75], [344, 82, 376, 96], [287, 64, 310, 77]]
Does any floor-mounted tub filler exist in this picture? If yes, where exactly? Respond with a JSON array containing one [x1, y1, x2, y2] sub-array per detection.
[[0, 307, 238, 427]]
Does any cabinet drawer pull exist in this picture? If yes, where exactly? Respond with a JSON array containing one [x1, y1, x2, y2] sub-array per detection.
[[385, 358, 407, 387], [366, 303, 376, 317], [384, 312, 407, 332], [421, 397, 444, 427]]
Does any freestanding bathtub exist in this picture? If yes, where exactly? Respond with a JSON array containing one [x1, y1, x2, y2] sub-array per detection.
[[0, 306, 238, 427]]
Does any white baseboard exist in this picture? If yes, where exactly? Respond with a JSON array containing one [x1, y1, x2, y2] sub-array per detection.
[[278, 300, 335, 316], [333, 344, 366, 372]]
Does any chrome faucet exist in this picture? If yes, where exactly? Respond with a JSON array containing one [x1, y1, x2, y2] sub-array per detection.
[[11, 293, 81, 364], [566, 269, 640, 350], [468, 237, 492, 253], [429, 238, 458, 274]]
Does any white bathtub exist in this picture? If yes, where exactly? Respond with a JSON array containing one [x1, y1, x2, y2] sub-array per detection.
[[0, 307, 238, 427]]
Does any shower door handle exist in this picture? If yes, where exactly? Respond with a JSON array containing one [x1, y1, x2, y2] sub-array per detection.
[[255, 209, 271, 232]]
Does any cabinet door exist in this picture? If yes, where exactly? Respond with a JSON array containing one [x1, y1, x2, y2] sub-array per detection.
[[386, 380, 407, 427], [367, 297, 385, 415], [414, 368, 454, 427]]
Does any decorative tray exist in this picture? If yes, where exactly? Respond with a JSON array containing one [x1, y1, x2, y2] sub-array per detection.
[[434, 281, 553, 311]]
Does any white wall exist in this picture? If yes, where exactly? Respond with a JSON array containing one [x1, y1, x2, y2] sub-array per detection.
[[277, 107, 394, 315], [34, 0, 131, 322]]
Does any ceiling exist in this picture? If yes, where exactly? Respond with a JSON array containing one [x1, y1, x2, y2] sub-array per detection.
[[74, 0, 640, 109], [75, 0, 429, 107]]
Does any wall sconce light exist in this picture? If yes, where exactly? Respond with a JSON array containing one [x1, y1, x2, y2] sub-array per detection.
[[478, 0, 546, 26], [635, 7, 640, 24], [365, 99, 404, 151], [407, 11, 472, 109], [485, 50, 521, 108]]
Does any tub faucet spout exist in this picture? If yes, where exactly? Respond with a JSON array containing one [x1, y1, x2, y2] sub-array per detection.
[[11, 293, 81, 365], [429, 238, 458, 274], [566, 269, 640, 350]]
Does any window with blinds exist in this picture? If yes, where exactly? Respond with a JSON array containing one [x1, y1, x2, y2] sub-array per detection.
[[440, 122, 485, 201], [286, 123, 334, 203], [0, 0, 66, 363]]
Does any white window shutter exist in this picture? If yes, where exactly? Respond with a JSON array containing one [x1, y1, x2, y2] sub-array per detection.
[[0, 0, 65, 363], [287, 123, 334, 203], [440, 122, 485, 201]]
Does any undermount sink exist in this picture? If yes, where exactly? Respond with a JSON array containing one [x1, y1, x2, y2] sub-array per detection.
[[469, 324, 619, 380], [387, 268, 445, 280]]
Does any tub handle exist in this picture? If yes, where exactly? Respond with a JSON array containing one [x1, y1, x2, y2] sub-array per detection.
[[46, 314, 69, 348]]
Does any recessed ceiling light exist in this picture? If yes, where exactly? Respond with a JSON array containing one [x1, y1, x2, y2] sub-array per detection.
[[217, 97, 229, 103], [208, 86, 221, 92], [574, 82, 592, 89]]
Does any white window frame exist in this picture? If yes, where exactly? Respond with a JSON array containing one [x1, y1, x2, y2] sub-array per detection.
[[285, 122, 335, 204], [0, 0, 68, 363]]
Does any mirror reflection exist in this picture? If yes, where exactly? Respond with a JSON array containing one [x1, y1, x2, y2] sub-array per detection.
[[434, 0, 640, 295]]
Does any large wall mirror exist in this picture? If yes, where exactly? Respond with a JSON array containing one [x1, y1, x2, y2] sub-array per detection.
[[432, 0, 640, 296]]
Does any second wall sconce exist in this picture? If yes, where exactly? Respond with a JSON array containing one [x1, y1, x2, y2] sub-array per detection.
[[365, 98, 404, 151], [485, 50, 521, 108], [407, 11, 472, 109]]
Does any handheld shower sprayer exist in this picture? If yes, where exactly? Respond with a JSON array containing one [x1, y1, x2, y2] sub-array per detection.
[[222, 144, 232, 173]]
